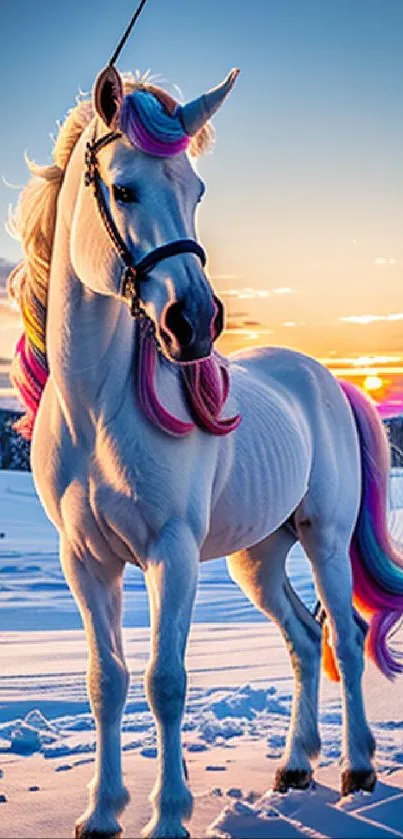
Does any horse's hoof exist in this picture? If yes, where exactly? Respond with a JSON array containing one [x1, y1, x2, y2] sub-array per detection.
[[273, 768, 313, 794], [341, 768, 377, 797], [75, 832, 121, 839]]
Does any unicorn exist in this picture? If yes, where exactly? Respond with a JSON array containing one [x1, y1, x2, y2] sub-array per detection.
[[7, 54, 403, 839]]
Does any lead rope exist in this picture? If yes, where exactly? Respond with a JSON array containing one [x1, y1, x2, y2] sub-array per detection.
[[109, 0, 151, 67]]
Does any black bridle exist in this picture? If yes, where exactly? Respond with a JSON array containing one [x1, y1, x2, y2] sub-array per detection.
[[84, 130, 207, 326]]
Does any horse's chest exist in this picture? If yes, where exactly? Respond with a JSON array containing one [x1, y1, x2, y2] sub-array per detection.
[[86, 425, 216, 563]]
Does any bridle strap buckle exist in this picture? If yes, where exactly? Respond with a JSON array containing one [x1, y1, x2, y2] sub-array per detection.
[[121, 266, 140, 316], [84, 141, 97, 188]]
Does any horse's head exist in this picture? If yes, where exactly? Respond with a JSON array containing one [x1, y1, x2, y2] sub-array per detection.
[[67, 67, 239, 362]]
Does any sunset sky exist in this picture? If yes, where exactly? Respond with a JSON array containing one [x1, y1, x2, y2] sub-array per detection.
[[0, 0, 403, 400]]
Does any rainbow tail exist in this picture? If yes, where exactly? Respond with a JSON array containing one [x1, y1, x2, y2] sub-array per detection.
[[339, 380, 403, 679]]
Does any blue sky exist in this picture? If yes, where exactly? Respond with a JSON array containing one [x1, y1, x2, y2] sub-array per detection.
[[1, 0, 403, 360]]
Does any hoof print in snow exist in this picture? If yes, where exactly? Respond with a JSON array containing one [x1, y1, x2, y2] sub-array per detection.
[[341, 768, 377, 796], [226, 787, 243, 799], [205, 765, 226, 772], [0, 794, 7, 803], [273, 768, 313, 793], [186, 742, 207, 753], [28, 785, 40, 792], [140, 747, 157, 759]]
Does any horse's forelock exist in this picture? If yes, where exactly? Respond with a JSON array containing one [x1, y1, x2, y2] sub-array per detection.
[[119, 89, 189, 158], [119, 83, 214, 159]]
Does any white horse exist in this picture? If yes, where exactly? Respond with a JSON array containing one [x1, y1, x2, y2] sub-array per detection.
[[8, 64, 403, 839]]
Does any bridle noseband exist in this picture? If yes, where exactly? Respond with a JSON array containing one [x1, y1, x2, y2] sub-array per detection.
[[84, 130, 207, 332]]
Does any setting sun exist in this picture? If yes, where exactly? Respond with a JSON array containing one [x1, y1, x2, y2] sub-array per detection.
[[364, 375, 384, 393]]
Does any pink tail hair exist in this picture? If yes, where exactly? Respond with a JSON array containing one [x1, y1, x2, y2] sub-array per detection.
[[339, 381, 403, 679]]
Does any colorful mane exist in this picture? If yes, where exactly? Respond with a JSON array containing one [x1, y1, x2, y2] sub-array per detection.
[[7, 74, 240, 440]]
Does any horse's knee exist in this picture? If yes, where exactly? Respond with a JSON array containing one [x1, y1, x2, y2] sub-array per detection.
[[286, 630, 320, 679], [146, 659, 186, 722], [89, 652, 129, 721]]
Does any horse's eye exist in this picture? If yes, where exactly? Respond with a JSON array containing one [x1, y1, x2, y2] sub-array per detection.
[[113, 184, 139, 204]]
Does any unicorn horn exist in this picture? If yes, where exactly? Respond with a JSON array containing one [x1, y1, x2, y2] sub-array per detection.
[[179, 69, 240, 136]]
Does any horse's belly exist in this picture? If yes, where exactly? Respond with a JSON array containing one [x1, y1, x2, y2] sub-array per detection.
[[202, 463, 304, 560]]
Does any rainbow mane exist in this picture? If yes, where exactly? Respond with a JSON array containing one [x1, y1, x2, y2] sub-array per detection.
[[8, 76, 239, 440]]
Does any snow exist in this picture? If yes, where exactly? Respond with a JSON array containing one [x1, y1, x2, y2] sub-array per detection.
[[1, 470, 403, 838]]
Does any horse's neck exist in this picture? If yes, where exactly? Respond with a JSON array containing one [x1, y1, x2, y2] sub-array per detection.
[[47, 232, 136, 433], [46, 230, 192, 436]]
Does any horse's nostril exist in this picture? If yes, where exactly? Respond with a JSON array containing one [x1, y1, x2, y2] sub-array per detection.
[[212, 295, 224, 339], [164, 302, 194, 348]]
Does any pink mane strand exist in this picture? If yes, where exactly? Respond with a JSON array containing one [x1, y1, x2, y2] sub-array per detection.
[[11, 334, 48, 440], [181, 358, 240, 435], [137, 322, 241, 437], [137, 322, 195, 436]]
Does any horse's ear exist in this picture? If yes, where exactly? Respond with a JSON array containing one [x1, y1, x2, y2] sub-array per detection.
[[93, 65, 123, 128]]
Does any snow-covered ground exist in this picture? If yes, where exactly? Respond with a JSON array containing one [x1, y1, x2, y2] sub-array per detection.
[[1, 470, 403, 838]]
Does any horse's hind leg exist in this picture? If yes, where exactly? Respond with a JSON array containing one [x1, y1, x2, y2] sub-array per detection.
[[296, 509, 376, 796], [227, 527, 322, 792], [60, 537, 130, 839]]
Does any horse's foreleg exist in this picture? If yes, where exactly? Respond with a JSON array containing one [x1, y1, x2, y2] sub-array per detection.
[[227, 527, 322, 791], [142, 518, 199, 839], [60, 538, 129, 838]]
